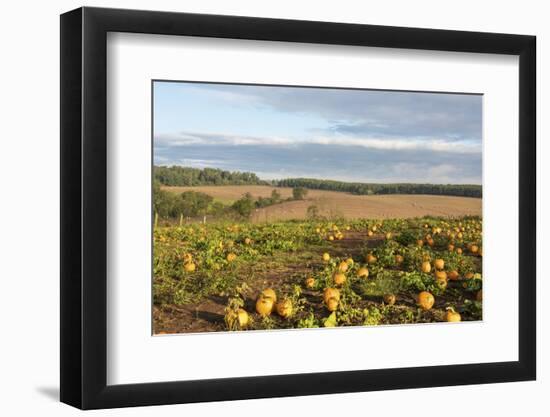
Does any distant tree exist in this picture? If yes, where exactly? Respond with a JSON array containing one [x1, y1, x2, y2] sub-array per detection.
[[292, 187, 308, 200], [271, 189, 282, 203], [177, 191, 213, 217], [274, 178, 481, 198], [232, 193, 255, 218], [255, 196, 272, 208], [208, 201, 226, 217], [154, 165, 266, 186], [154, 190, 178, 218], [153, 181, 178, 218]]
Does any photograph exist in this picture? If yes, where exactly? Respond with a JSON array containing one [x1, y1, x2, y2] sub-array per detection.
[[152, 80, 483, 334]]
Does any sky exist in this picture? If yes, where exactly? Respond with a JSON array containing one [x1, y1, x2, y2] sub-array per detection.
[[153, 81, 482, 184]]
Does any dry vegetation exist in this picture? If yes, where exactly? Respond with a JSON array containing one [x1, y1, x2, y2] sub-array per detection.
[[163, 185, 482, 221]]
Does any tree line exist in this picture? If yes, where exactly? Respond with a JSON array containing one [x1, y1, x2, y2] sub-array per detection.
[[154, 166, 482, 200], [274, 178, 482, 198], [153, 181, 308, 221], [153, 182, 220, 219], [232, 188, 308, 217], [154, 166, 267, 186]]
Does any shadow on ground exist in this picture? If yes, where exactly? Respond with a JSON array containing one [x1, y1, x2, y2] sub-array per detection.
[[36, 386, 59, 401]]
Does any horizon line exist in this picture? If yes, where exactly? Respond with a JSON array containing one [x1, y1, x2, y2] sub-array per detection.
[[153, 165, 482, 187]]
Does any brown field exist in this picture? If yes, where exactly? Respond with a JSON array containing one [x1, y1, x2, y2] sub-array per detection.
[[164, 185, 295, 204], [163, 185, 482, 221]]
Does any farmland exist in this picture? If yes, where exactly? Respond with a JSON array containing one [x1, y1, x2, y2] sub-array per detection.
[[151, 84, 484, 334], [162, 185, 482, 222], [153, 215, 483, 334]]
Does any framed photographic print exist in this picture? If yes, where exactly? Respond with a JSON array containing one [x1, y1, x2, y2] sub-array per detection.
[[60, 6, 536, 410]]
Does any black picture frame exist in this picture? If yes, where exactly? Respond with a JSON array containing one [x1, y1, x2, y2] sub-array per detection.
[[60, 6, 536, 410]]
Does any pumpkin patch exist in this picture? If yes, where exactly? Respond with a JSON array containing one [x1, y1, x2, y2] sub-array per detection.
[[154, 216, 483, 333]]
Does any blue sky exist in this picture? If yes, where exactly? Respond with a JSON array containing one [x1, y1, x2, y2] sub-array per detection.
[[153, 81, 482, 184]]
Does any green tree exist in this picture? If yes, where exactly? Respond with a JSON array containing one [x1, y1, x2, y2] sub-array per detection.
[[292, 187, 308, 200], [232, 193, 255, 218], [154, 165, 266, 186], [271, 189, 282, 203], [208, 201, 226, 217], [177, 191, 213, 217]]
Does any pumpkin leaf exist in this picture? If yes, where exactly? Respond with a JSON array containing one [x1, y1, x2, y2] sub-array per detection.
[[323, 312, 338, 327]]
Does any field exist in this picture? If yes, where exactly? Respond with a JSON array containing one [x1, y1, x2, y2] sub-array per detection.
[[153, 216, 483, 334], [153, 83, 483, 334], [163, 185, 482, 221]]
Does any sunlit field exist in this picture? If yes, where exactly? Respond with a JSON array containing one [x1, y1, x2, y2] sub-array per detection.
[[153, 216, 482, 334]]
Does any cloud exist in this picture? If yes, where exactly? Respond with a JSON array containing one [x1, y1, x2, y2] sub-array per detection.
[[155, 131, 481, 154], [170, 158, 228, 168], [154, 82, 482, 184], [183, 83, 482, 142], [154, 140, 482, 184]]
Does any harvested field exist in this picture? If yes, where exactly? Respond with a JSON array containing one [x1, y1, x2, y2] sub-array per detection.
[[163, 185, 482, 221], [163, 185, 295, 204]]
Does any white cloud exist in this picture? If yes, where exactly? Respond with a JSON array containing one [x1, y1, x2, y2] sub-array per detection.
[[178, 158, 227, 168], [155, 131, 481, 154]]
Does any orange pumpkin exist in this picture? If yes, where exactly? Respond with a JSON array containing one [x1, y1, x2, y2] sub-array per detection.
[[417, 291, 435, 311], [323, 288, 340, 303], [421, 261, 432, 273], [276, 299, 293, 318], [261, 288, 277, 303], [366, 254, 377, 264], [445, 308, 461, 322], [356, 267, 369, 279], [435, 270, 447, 281], [338, 261, 349, 273], [184, 262, 196, 273], [333, 272, 346, 286], [325, 297, 339, 312], [383, 294, 396, 305], [448, 270, 460, 281], [256, 297, 274, 316], [236, 308, 249, 327]]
